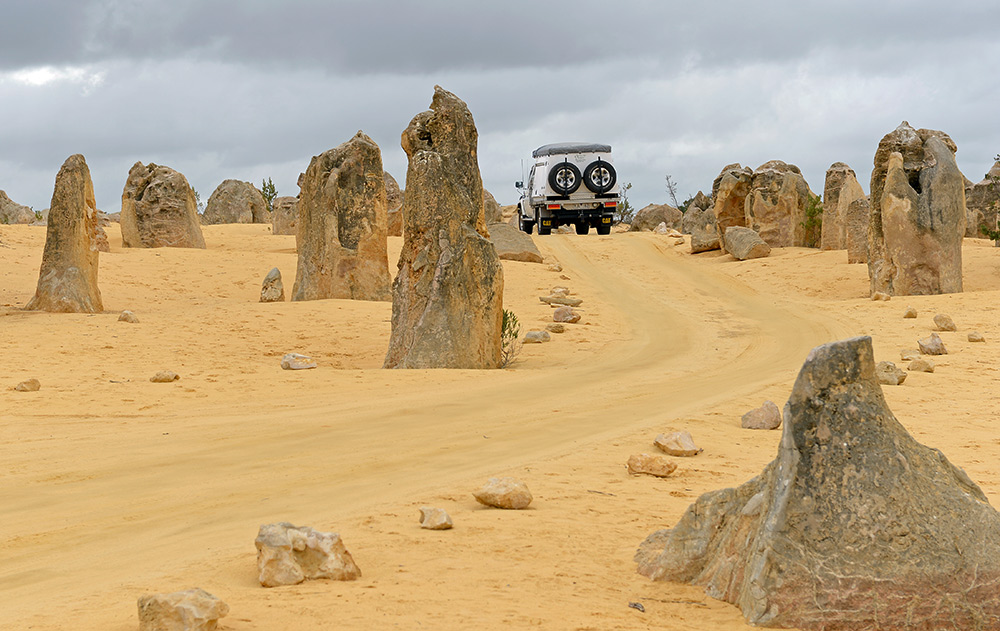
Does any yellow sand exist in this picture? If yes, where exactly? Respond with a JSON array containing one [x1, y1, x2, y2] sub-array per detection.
[[2, 223, 999, 630]]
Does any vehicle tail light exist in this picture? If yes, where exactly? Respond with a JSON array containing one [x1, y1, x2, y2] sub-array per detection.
[[603, 201, 617, 207], [547, 204, 561, 210]]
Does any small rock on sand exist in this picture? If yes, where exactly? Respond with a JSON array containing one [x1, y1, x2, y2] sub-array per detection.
[[933, 314, 957, 331], [876, 361, 907, 385], [627, 453, 677, 478], [654, 430, 702, 457], [15, 378, 40, 392], [260, 267, 285, 303], [150, 371, 179, 383], [419, 507, 453, 530], [900, 349, 920, 361], [903, 307, 917, 318], [909, 358, 935, 373], [547, 262, 563, 272], [137, 588, 228, 631], [281, 353, 317, 370], [546, 323, 566, 334], [118, 310, 139, 323], [741, 400, 782, 430], [918, 332, 948, 355], [969, 331, 986, 343], [524, 330, 550, 344], [871, 292, 891, 301], [540, 295, 582, 307], [552, 307, 581, 323], [474, 477, 532, 509], [255, 522, 361, 587]]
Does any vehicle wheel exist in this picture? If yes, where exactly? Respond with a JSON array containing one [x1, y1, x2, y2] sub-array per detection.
[[548, 160, 582, 195], [596, 223, 611, 235], [575, 222, 589, 235], [583, 160, 617, 194], [520, 218, 534, 234]]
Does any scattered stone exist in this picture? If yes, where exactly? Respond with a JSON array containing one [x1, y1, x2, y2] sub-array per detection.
[[523, 330, 551, 344], [934, 313, 957, 331], [487, 222, 543, 263], [745, 160, 814, 248], [137, 588, 228, 631], [900, 349, 920, 361], [418, 507, 453, 530], [918, 332, 948, 355], [260, 267, 284, 303], [150, 371, 179, 383], [15, 378, 40, 392], [909, 358, 935, 372], [630, 204, 682, 232], [202, 179, 267, 224], [552, 307, 581, 323], [637, 336, 1000, 629], [653, 431, 702, 457], [875, 360, 907, 385], [547, 262, 563, 272], [903, 306, 917, 318], [121, 162, 206, 249], [654, 221, 669, 234], [871, 291, 891, 301], [118, 310, 139, 323], [383, 87, 503, 369], [969, 331, 986, 343], [627, 453, 677, 478], [291, 130, 391, 302], [255, 522, 361, 587], [550, 286, 570, 296], [556, 224, 573, 234], [724, 226, 771, 261], [539, 294, 582, 307], [281, 353, 316, 370], [271, 196, 298, 236], [741, 400, 781, 430], [25, 154, 104, 313], [711, 164, 752, 253], [474, 477, 532, 509], [546, 323, 566, 334]]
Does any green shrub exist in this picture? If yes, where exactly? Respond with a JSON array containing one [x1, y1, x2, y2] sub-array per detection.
[[499, 309, 522, 368]]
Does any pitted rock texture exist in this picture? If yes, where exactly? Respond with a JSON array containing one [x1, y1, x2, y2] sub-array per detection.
[[630, 203, 682, 232], [0, 189, 36, 224], [724, 226, 770, 260], [487, 222, 543, 263], [383, 87, 503, 369], [474, 477, 532, 509], [255, 522, 361, 587], [202, 179, 267, 224], [637, 336, 1000, 630], [137, 588, 228, 631], [292, 130, 390, 302], [688, 207, 720, 253], [868, 122, 965, 296], [711, 164, 752, 253], [745, 160, 814, 248], [26, 154, 104, 313], [271, 196, 298, 236], [965, 160, 1000, 238], [840, 172, 871, 264], [821, 162, 854, 250], [121, 162, 206, 249], [260, 267, 284, 302]]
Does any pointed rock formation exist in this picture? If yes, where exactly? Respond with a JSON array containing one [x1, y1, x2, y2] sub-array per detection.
[[681, 190, 712, 234], [291, 131, 391, 302], [965, 159, 1000, 238], [637, 336, 1000, 630], [0, 190, 36, 224], [746, 160, 814, 248], [270, 196, 298, 235], [202, 179, 267, 224], [821, 162, 854, 250], [839, 171, 870, 264], [120, 162, 206, 248], [688, 207, 720, 253], [868, 122, 966, 296], [25, 154, 103, 313], [711, 164, 752, 253], [383, 86, 503, 369]]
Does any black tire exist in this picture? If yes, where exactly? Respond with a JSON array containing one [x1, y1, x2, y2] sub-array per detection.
[[548, 160, 582, 195], [583, 160, 617, 194], [575, 222, 589, 235], [520, 217, 534, 234], [596, 223, 611, 235]]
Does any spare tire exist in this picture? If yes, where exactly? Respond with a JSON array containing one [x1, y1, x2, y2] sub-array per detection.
[[548, 161, 581, 195], [583, 160, 617, 194]]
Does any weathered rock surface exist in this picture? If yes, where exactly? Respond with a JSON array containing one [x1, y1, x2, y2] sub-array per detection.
[[637, 336, 1000, 629], [523, 330, 550, 344], [418, 507, 453, 530], [540, 294, 582, 307], [255, 522, 361, 587], [271, 196, 298, 236], [840, 172, 871, 264], [150, 370, 179, 383], [688, 207, 721, 253], [25, 154, 104, 313], [868, 122, 965, 296], [384, 171, 404, 212], [918, 332, 948, 355], [875, 360, 907, 385], [483, 189, 503, 224], [15, 378, 40, 392], [474, 477, 532, 509], [712, 164, 752, 252], [0, 189, 36, 224], [933, 313, 957, 331], [260, 267, 284, 302], [487, 222, 543, 263], [121, 163, 205, 248], [871, 291, 891, 301], [119, 310, 139, 323], [627, 453, 677, 478], [386, 208, 402, 237], [909, 358, 935, 372], [821, 162, 853, 250], [741, 400, 781, 429], [746, 160, 814, 248], [969, 331, 986, 343], [383, 87, 503, 369], [281, 353, 316, 370], [965, 160, 1000, 238], [654, 431, 702, 457], [202, 179, 267, 224], [630, 203, 682, 232], [900, 349, 921, 362], [546, 323, 566, 334], [552, 307, 580, 323], [903, 306, 917, 318], [137, 588, 228, 631], [681, 191, 712, 234], [292, 131, 391, 302], [724, 226, 770, 260]]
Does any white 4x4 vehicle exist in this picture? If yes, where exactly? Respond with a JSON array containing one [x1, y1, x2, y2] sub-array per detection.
[[516, 142, 619, 235]]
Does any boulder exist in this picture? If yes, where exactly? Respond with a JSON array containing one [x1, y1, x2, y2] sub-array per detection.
[[418, 507, 453, 530], [255, 522, 361, 587], [741, 400, 781, 429], [875, 360, 907, 385], [653, 431, 702, 457], [383, 87, 504, 369], [933, 313, 957, 331], [552, 307, 580, 323], [523, 330, 550, 344], [965, 160, 1000, 238], [137, 588, 228, 631], [484, 189, 503, 224], [281, 353, 316, 370], [680, 191, 712, 234], [723, 226, 770, 260], [487, 222, 543, 263], [627, 453, 677, 478], [202, 179, 267, 224], [384, 171, 404, 212], [630, 203, 682, 232], [120, 162, 206, 249], [688, 207, 721, 253], [637, 336, 1000, 629], [745, 160, 814, 248], [474, 477, 532, 509], [821, 162, 853, 250], [15, 378, 40, 392], [25, 154, 104, 313], [711, 163, 752, 253], [909, 358, 935, 372], [868, 122, 965, 296], [291, 131, 391, 302], [871, 291, 891, 301], [918, 332, 947, 355], [260, 267, 284, 303], [0, 189, 36, 224], [969, 331, 986, 343], [270, 196, 298, 236]]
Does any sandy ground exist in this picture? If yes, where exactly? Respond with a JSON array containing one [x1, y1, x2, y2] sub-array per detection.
[[2, 223, 1000, 630]]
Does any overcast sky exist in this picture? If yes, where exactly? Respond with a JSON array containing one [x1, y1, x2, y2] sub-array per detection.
[[2, 0, 999, 215]]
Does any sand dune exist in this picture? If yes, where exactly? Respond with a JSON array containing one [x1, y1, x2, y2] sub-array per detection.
[[2, 224, 999, 629]]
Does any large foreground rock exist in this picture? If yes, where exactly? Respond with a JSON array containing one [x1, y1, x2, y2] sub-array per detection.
[[270, 196, 298, 235], [637, 336, 1000, 629], [255, 522, 361, 587], [383, 86, 503, 369], [291, 131, 391, 302], [0, 190, 35, 224], [745, 160, 813, 248], [202, 179, 267, 224], [723, 226, 770, 260], [25, 154, 103, 312], [137, 588, 228, 631], [487, 222, 542, 263], [120, 162, 206, 248], [630, 203, 682, 232], [868, 122, 965, 296]]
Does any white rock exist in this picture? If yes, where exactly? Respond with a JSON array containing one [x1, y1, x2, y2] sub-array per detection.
[[419, 507, 453, 530], [281, 353, 317, 370], [654, 430, 702, 457], [137, 588, 228, 631], [118, 310, 140, 323], [255, 522, 361, 587], [473, 477, 532, 509]]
